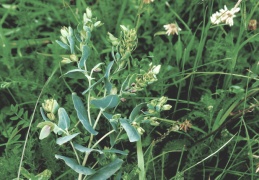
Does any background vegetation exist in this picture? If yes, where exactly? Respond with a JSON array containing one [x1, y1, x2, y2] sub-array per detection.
[[0, 0, 259, 179]]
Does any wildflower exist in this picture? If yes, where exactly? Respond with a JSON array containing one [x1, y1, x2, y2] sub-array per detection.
[[179, 119, 192, 132], [143, 0, 154, 4], [210, 12, 222, 25], [163, 23, 181, 36], [210, 0, 242, 27]]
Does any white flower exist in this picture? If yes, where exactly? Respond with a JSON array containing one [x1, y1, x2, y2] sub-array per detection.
[[151, 65, 161, 74], [210, 12, 222, 25], [211, 5, 240, 26], [163, 23, 181, 36], [143, 0, 154, 4]]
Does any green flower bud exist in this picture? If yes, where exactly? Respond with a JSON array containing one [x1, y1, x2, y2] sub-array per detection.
[[60, 26, 69, 37], [107, 32, 120, 46], [61, 57, 72, 64], [86, 7, 92, 19], [137, 126, 145, 135], [47, 113, 56, 121], [39, 125, 52, 140], [42, 99, 59, 114], [112, 114, 121, 120], [94, 21, 102, 27], [60, 36, 68, 44], [110, 87, 118, 95], [70, 54, 78, 62], [162, 104, 172, 111], [151, 65, 161, 74]]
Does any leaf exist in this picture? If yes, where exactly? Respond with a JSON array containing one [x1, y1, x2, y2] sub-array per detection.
[[10, 116, 19, 120], [74, 144, 103, 154], [74, 30, 82, 42], [20, 167, 33, 179], [83, 25, 91, 42], [129, 103, 146, 122], [55, 155, 95, 175], [91, 95, 119, 110], [78, 45, 90, 68], [35, 169, 52, 180], [82, 77, 104, 95], [103, 148, 128, 155], [72, 93, 98, 135], [119, 118, 140, 142], [63, 69, 86, 79], [40, 107, 49, 121], [87, 158, 123, 180], [121, 74, 137, 95], [56, 133, 80, 145], [175, 38, 183, 65], [55, 40, 70, 50], [104, 61, 114, 94], [58, 108, 70, 131], [67, 26, 75, 54], [102, 112, 118, 131]]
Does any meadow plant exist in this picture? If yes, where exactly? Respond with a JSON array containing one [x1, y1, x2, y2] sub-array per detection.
[[34, 6, 179, 180], [4, 0, 257, 179]]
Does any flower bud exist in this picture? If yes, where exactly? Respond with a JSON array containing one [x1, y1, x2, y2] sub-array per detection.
[[112, 114, 121, 120], [162, 104, 172, 111], [47, 113, 56, 121], [137, 127, 145, 135], [42, 99, 59, 114], [110, 87, 118, 95], [60, 26, 69, 37], [107, 32, 120, 46], [61, 57, 72, 64], [94, 21, 102, 27], [60, 36, 68, 44], [152, 65, 161, 74], [86, 7, 92, 19], [70, 54, 78, 62], [39, 125, 52, 140]]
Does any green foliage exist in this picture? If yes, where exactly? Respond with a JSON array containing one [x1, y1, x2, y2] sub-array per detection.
[[1, 0, 259, 179]]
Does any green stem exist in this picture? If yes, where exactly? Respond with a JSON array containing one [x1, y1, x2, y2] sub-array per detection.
[[17, 65, 59, 179], [137, 138, 145, 180], [70, 141, 80, 164], [134, 0, 144, 32]]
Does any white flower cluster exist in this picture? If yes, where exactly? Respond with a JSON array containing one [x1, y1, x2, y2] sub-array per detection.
[[210, 5, 240, 26]]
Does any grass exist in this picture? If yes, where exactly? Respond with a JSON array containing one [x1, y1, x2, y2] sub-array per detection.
[[0, 0, 259, 179]]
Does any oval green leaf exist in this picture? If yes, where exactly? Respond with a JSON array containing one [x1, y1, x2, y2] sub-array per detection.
[[87, 158, 123, 180], [119, 118, 140, 142], [58, 108, 70, 131], [56, 133, 80, 145], [55, 155, 95, 175], [72, 93, 98, 135]]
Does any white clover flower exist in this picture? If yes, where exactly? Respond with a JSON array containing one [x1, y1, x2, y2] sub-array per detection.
[[163, 23, 181, 36], [211, 5, 240, 26], [210, 12, 222, 25]]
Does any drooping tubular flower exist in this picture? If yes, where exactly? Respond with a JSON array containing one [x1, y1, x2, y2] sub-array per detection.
[[210, 0, 242, 26]]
